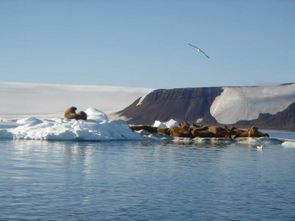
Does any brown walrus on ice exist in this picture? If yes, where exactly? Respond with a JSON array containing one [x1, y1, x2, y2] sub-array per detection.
[[76, 111, 87, 120], [64, 106, 87, 120]]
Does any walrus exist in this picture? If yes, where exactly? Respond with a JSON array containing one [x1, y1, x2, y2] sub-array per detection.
[[247, 126, 269, 137], [64, 106, 88, 120], [76, 111, 87, 120], [157, 127, 171, 136], [179, 121, 190, 129], [169, 127, 191, 138], [233, 126, 269, 138], [231, 127, 247, 138], [190, 128, 215, 138], [208, 126, 231, 138], [64, 106, 78, 120]]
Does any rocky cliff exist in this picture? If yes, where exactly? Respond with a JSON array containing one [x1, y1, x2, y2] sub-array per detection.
[[233, 102, 295, 130], [118, 83, 295, 130], [118, 87, 223, 125]]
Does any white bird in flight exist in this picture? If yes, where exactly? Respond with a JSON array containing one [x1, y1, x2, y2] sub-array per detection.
[[188, 43, 210, 59], [257, 145, 263, 151]]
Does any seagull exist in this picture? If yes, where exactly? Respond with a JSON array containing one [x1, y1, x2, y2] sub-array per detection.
[[188, 43, 210, 59], [257, 145, 263, 151]]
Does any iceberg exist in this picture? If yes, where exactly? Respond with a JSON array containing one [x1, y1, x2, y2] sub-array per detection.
[[152, 120, 167, 128], [282, 141, 295, 148], [85, 107, 109, 123], [152, 119, 179, 129], [0, 109, 143, 141]]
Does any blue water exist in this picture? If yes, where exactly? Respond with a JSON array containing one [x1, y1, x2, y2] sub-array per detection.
[[1, 133, 295, 220]]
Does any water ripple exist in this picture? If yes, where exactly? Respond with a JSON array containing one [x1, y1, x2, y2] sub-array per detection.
[[0, 138, 295, 220]]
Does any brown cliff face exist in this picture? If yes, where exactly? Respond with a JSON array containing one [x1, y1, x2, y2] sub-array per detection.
[[118, 85, 295, 131], [117, 87, 223, 125]]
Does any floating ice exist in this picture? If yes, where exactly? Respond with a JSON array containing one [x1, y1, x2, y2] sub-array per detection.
[[16, 117, 43, 126], [0, 109, 143, 141], [282, 141, 295, 148], [0, 129, 13, 139], [153, 120, 167, 128], [165, 119, 179, 128], [152, 119, 179, 129], [196, 118, 203, 124], [85, 107, 109, 123]]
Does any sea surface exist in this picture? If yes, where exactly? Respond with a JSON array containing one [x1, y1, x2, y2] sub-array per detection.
[[1, 131, 295, 220]]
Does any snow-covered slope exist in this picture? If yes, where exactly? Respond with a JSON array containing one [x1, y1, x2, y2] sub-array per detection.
[[0, 82, 152, 119], [210, 84, 295, 124]]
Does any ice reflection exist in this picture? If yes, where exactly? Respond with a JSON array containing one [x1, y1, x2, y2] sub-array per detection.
[[10, 140, 98, 181]]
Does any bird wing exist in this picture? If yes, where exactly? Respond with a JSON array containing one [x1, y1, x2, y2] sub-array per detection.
[[198, 49, 210, 59], [188, 43, 199, 49], [188, 43, 210, 59]]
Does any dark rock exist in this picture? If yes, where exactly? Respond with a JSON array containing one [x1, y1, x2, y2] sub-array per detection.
[[118, 85, 295, 131], [118, 87, 223, 125], [232, 103, 295, 131]]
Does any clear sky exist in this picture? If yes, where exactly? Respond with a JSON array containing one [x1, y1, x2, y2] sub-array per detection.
[[0, 0, 294, 88]]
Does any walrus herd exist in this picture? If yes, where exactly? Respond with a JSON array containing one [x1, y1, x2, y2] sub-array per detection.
[[64, 106, 268, 139], [131, 121, 269, 139]]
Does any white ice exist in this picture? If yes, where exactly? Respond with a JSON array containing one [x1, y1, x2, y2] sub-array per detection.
[[152, 119, 179, 128], [282, 141, 295, 148], [152, 120, 166, 128], [85, 107, 109, 123], [0, 108, 143, 141]]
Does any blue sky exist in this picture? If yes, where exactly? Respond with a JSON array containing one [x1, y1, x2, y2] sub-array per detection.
[[0, 0, 294, 88]]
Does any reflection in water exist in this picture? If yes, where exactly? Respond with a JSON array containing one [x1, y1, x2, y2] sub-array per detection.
[[1, 139, 295, 220]]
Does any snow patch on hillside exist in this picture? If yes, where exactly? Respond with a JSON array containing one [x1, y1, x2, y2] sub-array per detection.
[[210, 84, 295, 124], [136, 94, 148, 106]]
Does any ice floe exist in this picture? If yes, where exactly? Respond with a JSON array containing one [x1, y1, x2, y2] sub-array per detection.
[[152, 119, 179, 128], [85, 107, 109, 123], [282, 141, 295, 148], [0, 110, 291, 145], [0, 109, 143, 141], [16, 117, 43, 126]]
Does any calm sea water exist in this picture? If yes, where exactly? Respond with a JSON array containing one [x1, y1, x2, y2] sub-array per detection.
[[1, 132, 295, 220]]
